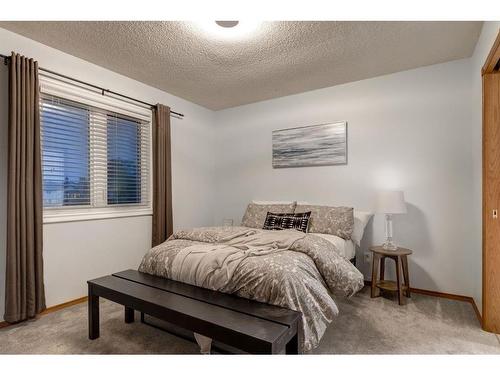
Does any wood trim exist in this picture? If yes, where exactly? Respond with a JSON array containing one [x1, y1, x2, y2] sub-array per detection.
[[0, 296, 87, 329], [482, 71, 487, 330], [482, 30, 500, 75], [39, 296, 88, 316], [364, 280, 482, 324], [482, 73, 500, 333], [471, 299, 482, 325], [409, 287, 473, 303], [482, 27, 500, 333]]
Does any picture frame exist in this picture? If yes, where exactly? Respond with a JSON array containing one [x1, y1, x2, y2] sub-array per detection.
[[272, 121, 347, 168]]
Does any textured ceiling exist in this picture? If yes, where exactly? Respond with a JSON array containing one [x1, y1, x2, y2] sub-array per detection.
[[0, 21, 483, 110]]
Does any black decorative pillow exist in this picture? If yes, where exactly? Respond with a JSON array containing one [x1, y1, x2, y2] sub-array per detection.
[[263, 211, 312, 233]]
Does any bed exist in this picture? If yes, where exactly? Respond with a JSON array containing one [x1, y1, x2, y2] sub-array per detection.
[[138, 202, 370, 352]]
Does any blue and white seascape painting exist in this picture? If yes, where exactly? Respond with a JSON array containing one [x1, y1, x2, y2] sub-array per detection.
[[272, 122, 347, 168]]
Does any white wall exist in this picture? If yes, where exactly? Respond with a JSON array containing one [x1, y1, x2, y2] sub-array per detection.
[[214, 58, 476, 297], [0, 27, 217, 318], [469, 21, 500, 314], [1, 24, 496, 320]]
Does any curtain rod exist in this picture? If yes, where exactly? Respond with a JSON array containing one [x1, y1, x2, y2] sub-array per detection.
[[1, 53, 184, 118]]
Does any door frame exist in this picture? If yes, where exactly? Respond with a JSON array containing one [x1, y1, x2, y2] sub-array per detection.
[[482, 29, 500, 333], [482, 31, 500, 75]]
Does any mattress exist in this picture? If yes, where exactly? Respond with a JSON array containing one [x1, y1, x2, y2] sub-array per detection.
[[311, 233, 356, 260]]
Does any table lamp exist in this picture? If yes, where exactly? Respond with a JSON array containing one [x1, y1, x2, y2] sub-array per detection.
[[375, 190, 407, 251]]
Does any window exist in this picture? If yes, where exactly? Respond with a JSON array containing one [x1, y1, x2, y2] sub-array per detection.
[[40, 82, 151, 223], [107, 114, 142, 205], [41, 98, 90, 207]]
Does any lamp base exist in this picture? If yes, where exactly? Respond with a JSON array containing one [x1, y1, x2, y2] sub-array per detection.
[[382, 240, 398, 251], [383, 214, 398, 251]]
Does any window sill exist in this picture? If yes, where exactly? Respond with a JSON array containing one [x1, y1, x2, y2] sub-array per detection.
[[43, 208, 153, 224]]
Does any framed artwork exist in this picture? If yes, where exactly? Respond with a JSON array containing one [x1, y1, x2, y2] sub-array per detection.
[[272, 121, 347, 168]]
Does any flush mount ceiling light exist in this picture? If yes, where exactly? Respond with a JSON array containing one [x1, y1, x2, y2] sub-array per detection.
[[196, 20, 262, 40], [215, 21, 239, 28]]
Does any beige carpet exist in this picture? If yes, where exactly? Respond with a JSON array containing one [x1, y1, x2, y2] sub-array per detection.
[[1, 287, 499, 354]]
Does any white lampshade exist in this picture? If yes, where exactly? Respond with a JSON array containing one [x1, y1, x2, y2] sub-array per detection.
[[375, 190, 407, 214]]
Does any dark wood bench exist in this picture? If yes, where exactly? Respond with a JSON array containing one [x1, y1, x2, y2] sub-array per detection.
[[87, 269, 302, 354]]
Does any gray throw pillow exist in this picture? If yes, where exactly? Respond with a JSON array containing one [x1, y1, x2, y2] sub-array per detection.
[[241, 202, 296, 229], [294, 204, 354, 240]]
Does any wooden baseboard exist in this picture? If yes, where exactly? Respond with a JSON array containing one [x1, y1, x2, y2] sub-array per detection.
[[471, 299, 482, 325], [364, 280, 483, 324], [0, 296, 87, 329], [39, 296, 88, 316]]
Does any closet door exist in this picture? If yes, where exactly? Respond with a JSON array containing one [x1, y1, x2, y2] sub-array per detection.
[[483, 29, 500, 333], [483, 72, 500, 333]]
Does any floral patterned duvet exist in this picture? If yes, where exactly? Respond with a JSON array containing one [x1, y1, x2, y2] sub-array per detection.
[[138, 226, 364, 351]]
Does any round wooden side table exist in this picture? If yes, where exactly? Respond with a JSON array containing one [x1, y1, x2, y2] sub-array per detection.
[[370, 246, 412, 305]]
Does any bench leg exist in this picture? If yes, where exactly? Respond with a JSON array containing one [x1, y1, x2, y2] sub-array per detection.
[[88, 286, 100, 340], [125, 307, 135, 323], [140, 312, 145, 323], [285, 333, 299, 354]]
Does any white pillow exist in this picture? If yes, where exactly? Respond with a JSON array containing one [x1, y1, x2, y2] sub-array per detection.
[[352, 210, 373, 247], [311, 233, 355, 259]]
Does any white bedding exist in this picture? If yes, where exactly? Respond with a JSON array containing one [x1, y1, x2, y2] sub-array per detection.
[[311, 233, 356, 260]]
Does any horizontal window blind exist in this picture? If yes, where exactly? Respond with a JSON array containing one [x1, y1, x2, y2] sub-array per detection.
[[40, 93, 151, 212], [41, 96, 91, 207]]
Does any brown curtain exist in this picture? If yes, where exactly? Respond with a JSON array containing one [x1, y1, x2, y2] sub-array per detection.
[[4, 52, 46, 323], [151, 104, 173, 246]]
